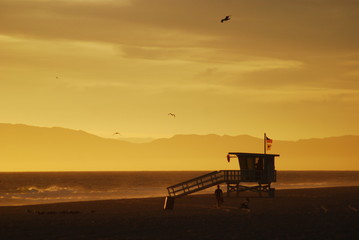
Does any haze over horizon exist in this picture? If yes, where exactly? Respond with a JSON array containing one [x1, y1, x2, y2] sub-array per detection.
[[1, 0, 358, 141]]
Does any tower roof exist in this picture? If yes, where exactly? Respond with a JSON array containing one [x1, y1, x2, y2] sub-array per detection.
[[228, 152, 280, 158]]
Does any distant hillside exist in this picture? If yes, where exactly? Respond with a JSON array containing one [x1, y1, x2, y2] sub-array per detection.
[[1, 123, 358, 171]]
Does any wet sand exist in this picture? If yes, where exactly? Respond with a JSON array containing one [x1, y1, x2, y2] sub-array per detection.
[[0, 186, 358, 240]]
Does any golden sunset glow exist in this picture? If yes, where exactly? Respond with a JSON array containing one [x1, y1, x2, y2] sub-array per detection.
[[1, 0, 358, 171]]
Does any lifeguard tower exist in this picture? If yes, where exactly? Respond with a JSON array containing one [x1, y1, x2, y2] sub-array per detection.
[[164, 135, 280, 209], [224, 152, 279, 197]]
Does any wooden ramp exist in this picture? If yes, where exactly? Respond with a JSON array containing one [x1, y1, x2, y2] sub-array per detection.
[[166, 170, 241, 198]]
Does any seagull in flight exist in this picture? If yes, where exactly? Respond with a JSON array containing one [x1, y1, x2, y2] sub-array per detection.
[[168, 113, 176, 118], [113, 132, 121, 135], [221, 15, 231, 23]]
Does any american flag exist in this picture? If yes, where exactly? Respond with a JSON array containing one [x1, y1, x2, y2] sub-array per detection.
[[266, 136, 273, 150]]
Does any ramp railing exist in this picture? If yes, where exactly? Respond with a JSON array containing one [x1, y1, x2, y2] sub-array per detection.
[[166, 171, 225, 197], [167, 170, 244, 198]]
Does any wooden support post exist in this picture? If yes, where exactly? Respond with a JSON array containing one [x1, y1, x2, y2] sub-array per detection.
[[269, 188, 275, 198], [164, 196, 175, 210], [226, 183, 241, 197]]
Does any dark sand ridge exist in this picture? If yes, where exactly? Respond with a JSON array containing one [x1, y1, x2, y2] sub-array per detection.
[[0, 187, 358, 240]]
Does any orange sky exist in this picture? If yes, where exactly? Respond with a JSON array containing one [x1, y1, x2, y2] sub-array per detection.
[[1, 0, 358, 140]]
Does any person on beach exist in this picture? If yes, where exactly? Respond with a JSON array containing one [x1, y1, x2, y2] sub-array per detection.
[[214, 185, 224, 207]]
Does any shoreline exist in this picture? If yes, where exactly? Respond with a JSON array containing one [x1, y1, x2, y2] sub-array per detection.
[[1, 185, 359, 208], [0, 186, 358, 239]]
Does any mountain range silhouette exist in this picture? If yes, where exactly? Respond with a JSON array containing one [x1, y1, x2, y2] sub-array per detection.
[[1, 123, 358, 171]]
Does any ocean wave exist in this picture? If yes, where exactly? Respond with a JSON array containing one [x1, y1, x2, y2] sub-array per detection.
[[16, 186, 77, 194]]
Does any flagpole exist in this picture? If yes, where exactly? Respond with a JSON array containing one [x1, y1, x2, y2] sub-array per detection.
[[264, 133, 267, 155]]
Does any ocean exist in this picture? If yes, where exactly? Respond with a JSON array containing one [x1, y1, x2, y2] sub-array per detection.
[[1, 171, 359, 206]]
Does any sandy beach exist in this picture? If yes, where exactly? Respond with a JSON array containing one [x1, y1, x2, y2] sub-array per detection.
[[0, 186, 358, 240]]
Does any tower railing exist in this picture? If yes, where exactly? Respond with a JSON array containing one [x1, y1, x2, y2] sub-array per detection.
[[166, 170, 276, 198]]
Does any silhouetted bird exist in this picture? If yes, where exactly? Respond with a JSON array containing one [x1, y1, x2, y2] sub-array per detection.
[[221, 15, 231, 23], [348, 204, 358, 212], [320, 205, 328, 214], [168, 113, 176, 118], [241, 197, 250, 213], [113, 132, 121, 135]]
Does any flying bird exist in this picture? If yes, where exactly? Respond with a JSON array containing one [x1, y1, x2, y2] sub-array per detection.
[[221, 15, 231, 23], [113, 132, 121, 135], [168, 113, 176, 118]]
